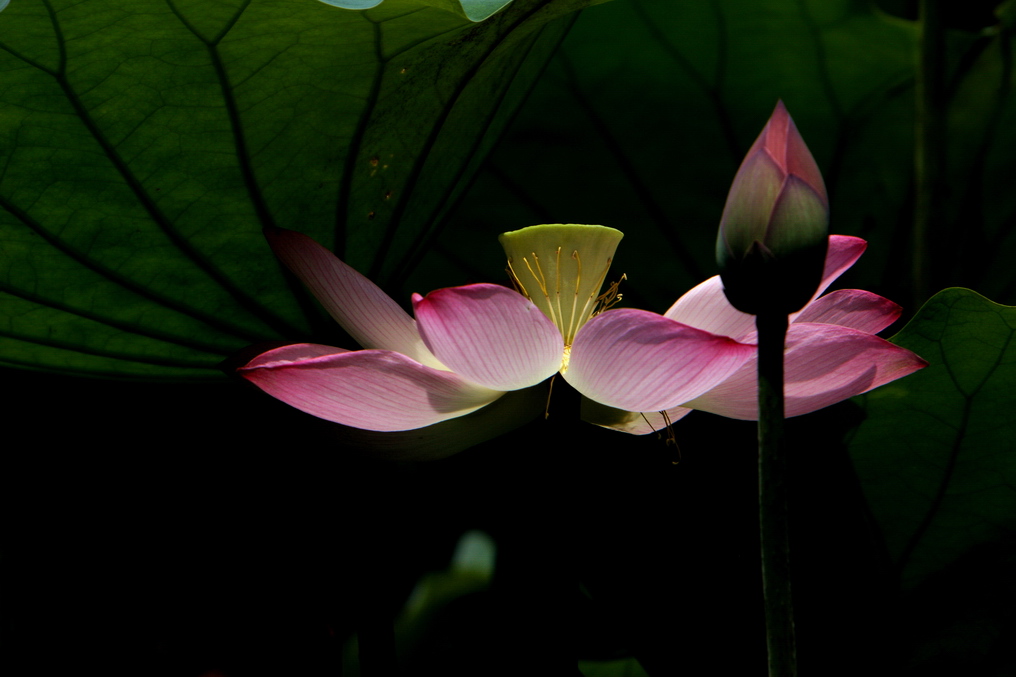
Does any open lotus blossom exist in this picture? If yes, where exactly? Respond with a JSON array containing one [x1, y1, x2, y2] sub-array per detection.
[[582, 235, 928, 434], [238, 225, 758, 432]]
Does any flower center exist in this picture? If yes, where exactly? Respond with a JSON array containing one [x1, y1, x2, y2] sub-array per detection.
[[499, 224, 625, 348]]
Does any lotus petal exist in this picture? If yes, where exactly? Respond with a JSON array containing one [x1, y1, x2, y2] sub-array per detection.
[[265, 229, 440, 367], [564, 308, 756, 412], [683, 323, 929, 419], [238, 343, 502, 431], [412, 284, 564, 391]]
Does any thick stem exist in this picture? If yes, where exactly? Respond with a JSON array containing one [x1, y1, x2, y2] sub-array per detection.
[[756, 312, 796, 677]]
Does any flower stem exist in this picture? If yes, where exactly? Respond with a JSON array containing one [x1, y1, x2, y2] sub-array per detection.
[[756, 311, 797, 677]]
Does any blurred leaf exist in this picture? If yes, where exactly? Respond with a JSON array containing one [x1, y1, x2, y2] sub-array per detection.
[[398, 529, 495, 629], [577, 657, 650, 677], [0, 0, 594, 378], [848, 287, 1016, 589]]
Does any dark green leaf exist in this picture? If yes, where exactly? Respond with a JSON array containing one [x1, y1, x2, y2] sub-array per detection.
[[0, 0, 593, 378], [437, 0, 920, 312], [848, 287, 1016, 589]]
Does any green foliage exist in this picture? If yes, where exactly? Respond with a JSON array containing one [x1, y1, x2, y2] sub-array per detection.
[[0, 0, 591, 378], [439, 0, 1016, 316], [436, 0, 914, 308], [849, 288, 1016, 590]]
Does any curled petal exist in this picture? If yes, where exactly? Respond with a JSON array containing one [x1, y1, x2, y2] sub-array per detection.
[[792, 289, 901, 333], [563, 309, 756, 413], [238, 343, 502, 432], [413, 284, 564, 391], [815, 235, 867, 297], [265, 228, 440, 367], [581, 397, 693, 435], [683, 323, 928, 419]]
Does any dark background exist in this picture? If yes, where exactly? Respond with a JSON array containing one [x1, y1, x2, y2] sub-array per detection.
[[4, 366, 914, 676]]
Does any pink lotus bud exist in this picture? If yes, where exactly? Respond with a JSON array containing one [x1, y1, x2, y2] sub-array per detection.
[[716, 101, 829, 315]]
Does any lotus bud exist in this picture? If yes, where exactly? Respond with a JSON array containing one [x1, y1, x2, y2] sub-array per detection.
[[716, 101, 829, 315]]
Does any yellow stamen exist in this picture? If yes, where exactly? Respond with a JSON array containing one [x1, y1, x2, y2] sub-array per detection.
[[505, 259, 529, 300], [594, 272, 626, 315], [560, 344, 572, 374], [660, 409, 681, 462], [543, 374, 556, 419]]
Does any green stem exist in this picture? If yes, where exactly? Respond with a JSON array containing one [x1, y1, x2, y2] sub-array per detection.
[[756, 311, 796, 677]]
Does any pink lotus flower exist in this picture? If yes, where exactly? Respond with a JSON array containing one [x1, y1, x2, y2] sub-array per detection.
[[239, 226, 757, 432], [582, 235, 928, 434]]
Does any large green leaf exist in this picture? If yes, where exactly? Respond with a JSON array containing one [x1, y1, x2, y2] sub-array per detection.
[[432, 0, 919, 309], [435, 0, 1016, 315], [0, 0, 594, 379], [848, 288, 1016, 590]]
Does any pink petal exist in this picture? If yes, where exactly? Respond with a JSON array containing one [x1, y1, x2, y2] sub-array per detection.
[[665, 234, 869, 341], [412, 284, 565, 391], [238, 343, 503, 432], [580, 397, 693, 435], [563, 309, 756, 412], [791, 289, 901, 333], [265, 229, 440, 367], [683, 323, 928, 419], [664, 276, 756, 341], [815, 235, 867, 297]]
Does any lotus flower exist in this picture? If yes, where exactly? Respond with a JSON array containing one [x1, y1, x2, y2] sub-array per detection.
[[238, 226, 757, 432], [716, 100, 829, 315], [583, 235, 928, 434]]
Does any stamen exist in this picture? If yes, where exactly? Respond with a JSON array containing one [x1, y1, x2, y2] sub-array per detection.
[[553, 247, 565, 339], [505, 259, 530, 299], [522, 255, 545, 295], [523, 254, 559, 327], [544, 373, 557, 419], [564, 250, 582, 345], [573, 259, 617, 334], [594, 269, 625, 315], [639, 411, 658, 435], [659, 409, 681, 464]]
